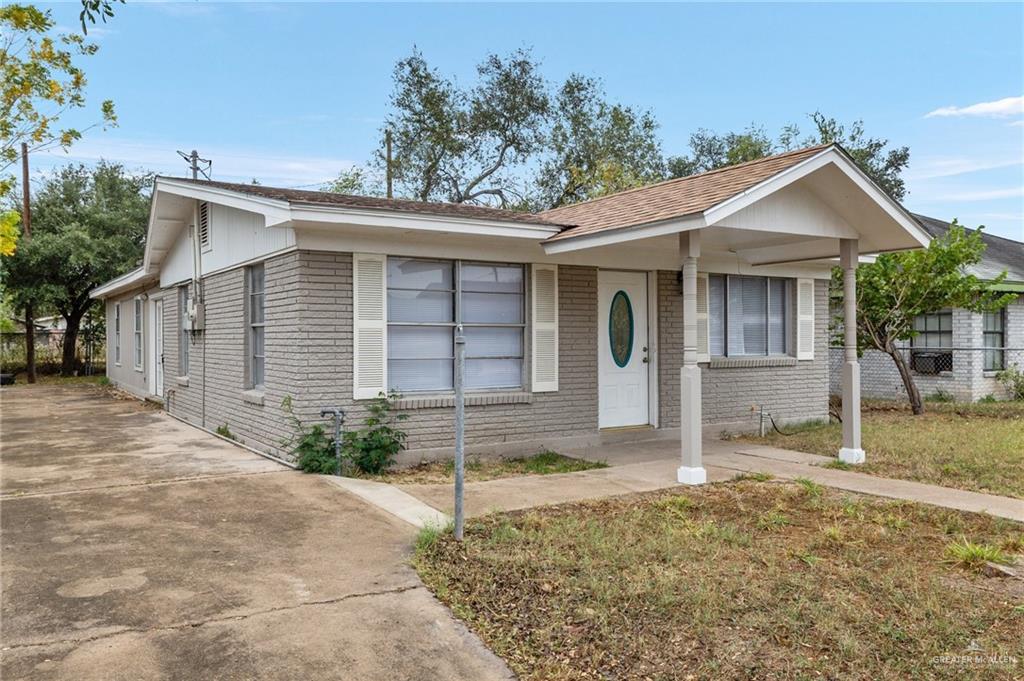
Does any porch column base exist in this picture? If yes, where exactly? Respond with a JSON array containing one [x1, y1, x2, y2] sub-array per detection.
[[838, 448, 866, 465], [677, 466, 707, 485]]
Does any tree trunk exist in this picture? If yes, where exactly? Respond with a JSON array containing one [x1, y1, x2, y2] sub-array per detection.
[[60, 309, 85, 377], [888, 345, 923, 415], [24, 304, 36, 384]]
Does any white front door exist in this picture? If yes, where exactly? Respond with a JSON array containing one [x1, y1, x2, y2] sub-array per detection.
[[152, 300, 164, 397], [598, 270, 649, 428]]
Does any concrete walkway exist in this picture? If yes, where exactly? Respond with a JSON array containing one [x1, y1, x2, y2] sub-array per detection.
[[392, 438, 1024, 523]]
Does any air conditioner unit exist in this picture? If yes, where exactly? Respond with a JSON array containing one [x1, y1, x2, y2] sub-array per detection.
[[188, 299, 205, 331]]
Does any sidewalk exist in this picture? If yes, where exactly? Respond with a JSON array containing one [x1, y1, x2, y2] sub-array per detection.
[[379, 439, 1023, 525]]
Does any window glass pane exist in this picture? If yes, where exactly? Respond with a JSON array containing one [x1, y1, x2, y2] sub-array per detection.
[[938, 313, 952, 331], [983, 311, 1003, 333], [462, 292, 523, 324], [913, 315, 926, 332], [389, 359, 453, 392], [251, 293, 265, 324], [252, 325, 265, 357], [464, 327, 523, 358], [250, 265, 265, 294], [466, 358, 522, 389], [709, 275, 725, 356], [768, 279, 786, 355], [253, 356, 264, 387], [728, 276, 767, 356], [461, 264, 523, 293], [388, 258, 452, 291], [388, 326, 452, 359], [388, 290, 454, 323]]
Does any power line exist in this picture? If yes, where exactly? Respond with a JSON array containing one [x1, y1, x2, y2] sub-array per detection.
[[176, 149, 212, 180]]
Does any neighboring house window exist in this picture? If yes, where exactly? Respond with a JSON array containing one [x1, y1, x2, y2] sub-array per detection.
[[133, 297, 144, 370], [248, 264, 265, 388], [387, 257, 525, 392], [983, 309, 1005, 372], [708, 275, 790, 356], [911, 310, 952, 374], [114, 303, 121, 365], [179, 286, 190, 375]]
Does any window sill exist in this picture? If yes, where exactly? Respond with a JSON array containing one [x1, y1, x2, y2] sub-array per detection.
[[708, 357, 798, 369], [241, 389, 265, 406], [174, 375, 190, 387], [394, 392, 532, 410]]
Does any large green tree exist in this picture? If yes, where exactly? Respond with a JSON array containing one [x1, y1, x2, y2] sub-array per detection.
[[5, 162, 150, 375], [667, 112, 910, 201], [839, 221, 1014, 414], [381, 48, 664, 210]]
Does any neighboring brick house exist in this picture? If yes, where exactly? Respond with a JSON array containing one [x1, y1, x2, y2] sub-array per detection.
[[828, 216, 1024, 402], [92, 144, 931, 480]]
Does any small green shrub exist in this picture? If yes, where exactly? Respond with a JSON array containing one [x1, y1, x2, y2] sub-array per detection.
[[996, 364, 1024, 401], [342, 391, 409, 474], [215, 423, 236, 441], [281, 395, 339, 474], [926, 390, 954, 403], [977, 394, 997, 404], [97, 375, 112, 386]]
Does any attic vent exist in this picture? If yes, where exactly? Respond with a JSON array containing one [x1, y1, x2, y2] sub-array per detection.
[[198, 201, 211, 251]]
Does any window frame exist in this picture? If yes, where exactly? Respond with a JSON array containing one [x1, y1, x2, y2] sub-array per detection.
[[386, 257, 526, 394], [910, 310, 953, 374], [178, 286, 190, 376], [708, 274, 791, 358], [133, 297, 144, 371], [113, 302, 121, 366], [982, 308, 1005, 372], [248, 264, 266, 390]]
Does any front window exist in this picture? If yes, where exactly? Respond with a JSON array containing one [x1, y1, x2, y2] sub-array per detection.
[[179, 286, 190, 375], [133, 297, 143, 370], [114, 303, 121, 365], [911, 311, 953, 374], [983, 309, 1005, 372], [708, 275, 790, 357], [387, 257, 525, 392], [248, 264, 265, 388]]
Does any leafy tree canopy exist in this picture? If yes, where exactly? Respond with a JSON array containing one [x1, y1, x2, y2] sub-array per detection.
[[1, 4, 117, 199], [667, 112, 910, 201]]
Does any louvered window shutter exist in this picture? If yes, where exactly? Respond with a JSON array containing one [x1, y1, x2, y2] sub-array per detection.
[[696, 273, 710, 362], [352, 253, 387, 399], [796, 278, 815, 360], [531, 264, 558, 392]]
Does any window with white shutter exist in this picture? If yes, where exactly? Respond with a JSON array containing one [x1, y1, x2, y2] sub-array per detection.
[[796, 278, 815, 360], [352, 253, 388, 399], [531, 264, 558, 392]]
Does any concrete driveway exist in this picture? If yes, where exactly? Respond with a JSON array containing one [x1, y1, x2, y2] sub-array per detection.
[[1, 384, 512, 681]]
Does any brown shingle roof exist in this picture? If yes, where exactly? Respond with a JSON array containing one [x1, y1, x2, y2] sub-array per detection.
[[541, 144, 833, 242], [161, 177, 567, 228]]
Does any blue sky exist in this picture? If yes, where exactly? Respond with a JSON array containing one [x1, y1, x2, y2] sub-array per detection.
[[35, 1, 1024, 240]]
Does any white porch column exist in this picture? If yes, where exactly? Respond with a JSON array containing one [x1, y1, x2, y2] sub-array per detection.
[[677, 231, 706, 484], [839, 238, 865, 464]]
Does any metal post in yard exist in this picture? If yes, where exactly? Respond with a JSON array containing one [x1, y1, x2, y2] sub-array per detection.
[[320, 408, 345, 476], [454, 325, 466, 542]]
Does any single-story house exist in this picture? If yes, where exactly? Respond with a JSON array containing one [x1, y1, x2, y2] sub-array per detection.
[[828, 216, 1024, 402], [91, 143, 931, 481]]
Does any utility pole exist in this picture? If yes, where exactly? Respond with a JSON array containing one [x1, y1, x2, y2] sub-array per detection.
[[176, 149, 212, 180], [385, 130, 393, 199], [21, 143, 35, 384]]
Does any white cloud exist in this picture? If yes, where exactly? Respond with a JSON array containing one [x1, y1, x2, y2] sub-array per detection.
[[925, 96, 1024, 119], [906, 156, 1022, 180], [1010, 120, 1024, 127], [32, 137, 358, 188], [938, 186, 1024, 202]]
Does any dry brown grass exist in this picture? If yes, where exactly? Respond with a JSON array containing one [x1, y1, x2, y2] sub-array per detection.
[[415, 481, 1024, 680], [370, 451, 607, 484], [736, 400, 1024, 499]]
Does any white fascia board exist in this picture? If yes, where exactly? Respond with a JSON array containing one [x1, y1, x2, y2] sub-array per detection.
[[289, 204, 561, 239], [90, 267, 155, 299], [155, 178, 293, 226], [542, 215, 706, 254]]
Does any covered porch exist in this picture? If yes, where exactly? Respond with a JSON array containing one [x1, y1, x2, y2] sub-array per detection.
[[539, 144, 931, 484]]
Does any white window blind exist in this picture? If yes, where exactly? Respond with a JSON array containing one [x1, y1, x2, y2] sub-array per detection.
[[709, 275, 793, 357]]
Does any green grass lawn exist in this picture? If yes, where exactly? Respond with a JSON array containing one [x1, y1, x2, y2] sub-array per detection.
[[370, 450, 608, 484], [415, 480, 1024, 680], [736, 400, 1024, 499]]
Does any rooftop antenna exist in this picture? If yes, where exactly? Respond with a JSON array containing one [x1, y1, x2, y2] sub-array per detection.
[[176, 149, 212, 180]]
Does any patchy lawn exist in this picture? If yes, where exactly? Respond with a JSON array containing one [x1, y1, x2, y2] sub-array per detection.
[[415, 480, 1024, 681], [373, 451, 608, 484], [736, 400, 1024, 499]]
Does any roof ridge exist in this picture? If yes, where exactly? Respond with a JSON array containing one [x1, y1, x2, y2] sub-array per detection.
[[540, 143, 834, 216], [914, 213, 1024, 247]]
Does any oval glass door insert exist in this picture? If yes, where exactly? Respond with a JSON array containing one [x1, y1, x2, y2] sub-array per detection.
[[609, 290, 634, 368]]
